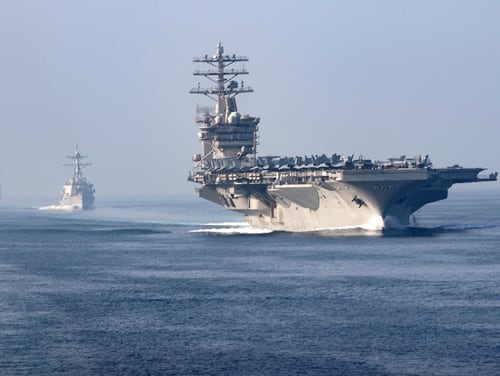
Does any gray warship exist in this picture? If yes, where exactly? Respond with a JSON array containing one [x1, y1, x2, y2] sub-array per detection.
[[188, 42, 497, 231], [60, 145, 95, 210]]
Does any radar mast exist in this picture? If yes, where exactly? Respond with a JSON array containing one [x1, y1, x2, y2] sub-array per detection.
[[190, 42, 260, 166], [64, 144, 91, 183]]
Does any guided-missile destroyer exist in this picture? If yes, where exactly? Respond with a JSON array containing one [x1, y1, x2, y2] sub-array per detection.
[[60, 145, 95, 210], [188, 42, 497, 231]]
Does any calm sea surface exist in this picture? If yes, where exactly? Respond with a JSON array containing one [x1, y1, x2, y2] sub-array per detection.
[[1, 190, 499, 375]]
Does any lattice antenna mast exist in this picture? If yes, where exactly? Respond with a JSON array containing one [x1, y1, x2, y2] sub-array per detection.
[[64, 144, 91, 181], [190, 42, 253, 106], [189, 42, 260, 164]]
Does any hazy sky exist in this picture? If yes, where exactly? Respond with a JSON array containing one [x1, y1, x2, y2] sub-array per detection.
[[0, 0, 499, 201]]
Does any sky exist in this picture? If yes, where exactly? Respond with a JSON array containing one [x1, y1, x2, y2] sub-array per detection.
[[0, 0, 499, 201]]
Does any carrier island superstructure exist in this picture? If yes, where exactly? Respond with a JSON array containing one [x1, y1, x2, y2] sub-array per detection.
[[60, 145, 95, 210], [188, 42, 497, 231]]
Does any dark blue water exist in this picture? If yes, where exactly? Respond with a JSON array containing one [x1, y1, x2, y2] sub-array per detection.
[[1, 190, 499, 375]]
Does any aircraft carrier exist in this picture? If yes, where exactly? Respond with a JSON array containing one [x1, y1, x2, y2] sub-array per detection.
[[188, 42, 497, 231], [60, 145, 95, 210]]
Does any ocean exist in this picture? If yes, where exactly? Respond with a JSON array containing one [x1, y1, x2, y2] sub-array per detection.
[[1, 189, 499, 375]]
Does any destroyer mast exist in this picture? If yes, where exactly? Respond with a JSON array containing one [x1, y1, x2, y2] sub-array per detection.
[[65, 145, 90, 182]]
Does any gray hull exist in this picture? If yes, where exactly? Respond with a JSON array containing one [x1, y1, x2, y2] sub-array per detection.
[[60, 145, 95, 210], [197, 168, 494, 231], [60, 184, 95, 210]]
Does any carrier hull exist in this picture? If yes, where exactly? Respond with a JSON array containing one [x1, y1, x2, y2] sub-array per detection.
[[196, 167, 494, 231]]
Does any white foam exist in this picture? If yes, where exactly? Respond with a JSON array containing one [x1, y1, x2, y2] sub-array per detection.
[[202, 221, 249, 227], [308, 216, 385, 233], [361, 215, 385, 231], [191, 222, 273, 235], [38, 204, 78, 211], [192, 217, 385, 235]]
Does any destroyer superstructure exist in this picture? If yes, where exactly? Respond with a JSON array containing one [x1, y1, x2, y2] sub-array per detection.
[[188, 43, 497, 231], [60, 145, 95, 210]]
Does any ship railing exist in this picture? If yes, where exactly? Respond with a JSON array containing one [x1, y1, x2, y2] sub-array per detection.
[[194, 161, 439, 186], [189, 86, 254, 95], [192, 55, 249, 63], [193, 68, 249, 75], [192, 167, 345, 186]]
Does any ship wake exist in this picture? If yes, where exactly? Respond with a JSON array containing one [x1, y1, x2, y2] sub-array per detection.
[[308, 215, 385, 235], [190, 222, 274, 235], [38, 204, 80, 211]]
